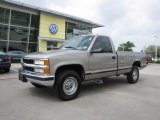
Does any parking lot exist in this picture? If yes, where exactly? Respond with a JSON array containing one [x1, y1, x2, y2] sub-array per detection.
[[0, 64, 160, 120]]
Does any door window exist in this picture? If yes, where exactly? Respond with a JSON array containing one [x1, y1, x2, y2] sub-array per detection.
[[92, 36, 113, 53]]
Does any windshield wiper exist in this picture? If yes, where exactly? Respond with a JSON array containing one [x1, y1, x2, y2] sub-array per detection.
[[65, 46, 77, 49]]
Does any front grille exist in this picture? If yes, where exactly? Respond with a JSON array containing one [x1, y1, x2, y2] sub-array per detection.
[[23, 58, 34, 64], [23, 66, 34, 72], [22, 58, 34, 72]]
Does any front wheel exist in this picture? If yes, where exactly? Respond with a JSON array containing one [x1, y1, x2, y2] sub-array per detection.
[[56, 70, 81, 101], [127, 66, 139, 84]]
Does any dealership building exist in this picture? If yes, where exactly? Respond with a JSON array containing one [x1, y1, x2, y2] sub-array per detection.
[[0, 0, 102, 53]]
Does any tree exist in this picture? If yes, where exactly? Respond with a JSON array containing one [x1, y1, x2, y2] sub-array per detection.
[[118, 41, 135, 51], [145, 45, 160, 57]]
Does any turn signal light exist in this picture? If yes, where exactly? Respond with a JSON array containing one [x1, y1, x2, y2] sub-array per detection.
[[44, 59, 50, 74]]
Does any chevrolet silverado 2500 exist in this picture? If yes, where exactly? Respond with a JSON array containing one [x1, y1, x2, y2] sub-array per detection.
[[19, 35, 147, 101]]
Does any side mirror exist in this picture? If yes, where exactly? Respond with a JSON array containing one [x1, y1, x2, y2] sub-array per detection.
[[90, 48, 103, 53]]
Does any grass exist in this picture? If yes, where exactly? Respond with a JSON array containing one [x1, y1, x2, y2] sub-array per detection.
[[154, 61, 160, 64]]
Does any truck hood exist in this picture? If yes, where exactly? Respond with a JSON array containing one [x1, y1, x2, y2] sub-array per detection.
[[24, 50, 87, 59]]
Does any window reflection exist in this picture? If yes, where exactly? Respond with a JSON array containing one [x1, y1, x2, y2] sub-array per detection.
[[29, 29, 38, 42], [0, 6, 39, 53], [0, 41, 7, 52], [10, 26, 29, 42], [0, 24, 8, 40], [11, 10, 30, 27], [0, 7, 10, 24], [28, 43, 37, 53], [31, 15, 39, 28], [8, 42, 27, 52], [47, 41, 58, 50]]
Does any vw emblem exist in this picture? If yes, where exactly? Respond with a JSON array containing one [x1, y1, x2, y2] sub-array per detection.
[[49, 24, 58, 34]]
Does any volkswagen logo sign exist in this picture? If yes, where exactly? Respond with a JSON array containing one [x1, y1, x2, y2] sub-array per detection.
[[49, 24, 58, 34]]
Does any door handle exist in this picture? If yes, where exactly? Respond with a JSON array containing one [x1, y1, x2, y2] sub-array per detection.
[[112, 56, 116, 59]]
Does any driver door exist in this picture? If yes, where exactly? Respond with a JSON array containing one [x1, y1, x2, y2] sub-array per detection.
[[87, 36, 117, 79]]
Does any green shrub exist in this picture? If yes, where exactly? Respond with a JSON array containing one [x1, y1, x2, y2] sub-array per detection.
[[154, 61, 160, 64]]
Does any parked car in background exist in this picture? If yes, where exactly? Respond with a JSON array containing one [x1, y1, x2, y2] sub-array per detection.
[[7, 51, 25, 62], [146, 54, 152, 63], [0, 51, 11, 72]]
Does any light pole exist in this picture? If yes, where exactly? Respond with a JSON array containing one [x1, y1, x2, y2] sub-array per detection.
[[154, 35, 158, 61]]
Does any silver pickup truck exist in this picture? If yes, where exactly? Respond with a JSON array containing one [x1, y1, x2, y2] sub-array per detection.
[[19, 35, 147, 100]]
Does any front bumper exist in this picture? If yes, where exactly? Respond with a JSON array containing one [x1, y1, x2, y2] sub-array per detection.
[[0, 62, 11, 70], [19, 69, 55, 87]]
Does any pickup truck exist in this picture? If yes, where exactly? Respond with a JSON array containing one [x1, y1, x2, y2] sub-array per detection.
[[19, 35, 147, 101]]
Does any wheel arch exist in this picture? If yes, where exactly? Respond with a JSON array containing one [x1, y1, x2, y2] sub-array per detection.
[[55, 64, 85, 82], [133, 61, 141, 67]]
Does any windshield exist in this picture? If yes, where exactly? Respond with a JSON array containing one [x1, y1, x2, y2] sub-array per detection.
[[0, 51, 5, 55], [60, 35, 95, 50]]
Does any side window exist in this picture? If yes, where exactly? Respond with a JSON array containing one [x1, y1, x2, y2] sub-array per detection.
[[11, 52, 16, 54], [92, 36, 113, 53], [18, 52, 21, 54], [15, 52, 19, 54]]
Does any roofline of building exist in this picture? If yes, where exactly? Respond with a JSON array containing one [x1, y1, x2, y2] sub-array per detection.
[[1, 0, 104, 28]]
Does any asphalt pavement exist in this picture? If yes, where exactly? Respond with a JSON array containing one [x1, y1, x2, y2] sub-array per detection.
[[0, 63, 160, 120]]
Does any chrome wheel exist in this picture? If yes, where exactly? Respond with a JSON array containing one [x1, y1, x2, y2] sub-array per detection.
[[127, 66, 139, 84], [132, 69, 138, 81], [63, 77, 78, 95]]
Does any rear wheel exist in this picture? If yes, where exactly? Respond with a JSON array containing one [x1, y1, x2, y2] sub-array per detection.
[[31, 82, 46, 88], [56, 70, 81, 101], [127, 66, 139, 84]]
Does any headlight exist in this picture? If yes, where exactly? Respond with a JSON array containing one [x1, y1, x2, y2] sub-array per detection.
[[34, 60, 44, 65], [34, 59, 50, 74], [34, 69, 44, 73]]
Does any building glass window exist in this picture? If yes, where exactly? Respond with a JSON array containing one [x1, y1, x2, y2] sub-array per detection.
[[65, 22, 92, 39], [11, 10, 30, 27], [0, 6, 40, 53], [8, 42, 27, 52], [0, 24, 8, 40], [47, 41, 58, 50], [28, 43, 37, 53], [0, 41, 7, 52], [31, 15, 39, 28], [0, 7, 10, 24], [79, 24, 86, 30], [29, 29, 38, 42], [9, 26, 29, 42], [65, 22, 77, 39], [87, 27, 92, 32]]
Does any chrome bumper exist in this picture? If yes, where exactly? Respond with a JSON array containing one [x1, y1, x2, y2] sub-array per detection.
[[19, 69, 55, 87]]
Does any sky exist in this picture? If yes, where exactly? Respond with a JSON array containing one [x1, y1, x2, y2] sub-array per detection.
[[17, 0, 160, 51]]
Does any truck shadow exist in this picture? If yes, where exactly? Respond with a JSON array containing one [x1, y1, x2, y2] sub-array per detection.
[[28, 76, 142, 102], [28, 86, 59, 102], [80, 76, 128, 97]]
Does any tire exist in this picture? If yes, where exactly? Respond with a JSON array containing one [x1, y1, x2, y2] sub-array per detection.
[[5, 69, 10, 73], [31, 82, 46, 88], [56, 70, 81, 101], [127, 66, 139, 84]]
